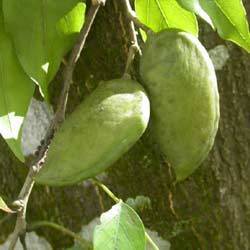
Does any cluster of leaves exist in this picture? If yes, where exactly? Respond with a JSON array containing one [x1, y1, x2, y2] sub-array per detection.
[[0, 0, 250, 249], [135, 0, 250, 52], [0, 0, 86, 162]]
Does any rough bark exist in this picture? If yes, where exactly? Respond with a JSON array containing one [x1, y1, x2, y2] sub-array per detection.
[[1, 0, 250, 249]]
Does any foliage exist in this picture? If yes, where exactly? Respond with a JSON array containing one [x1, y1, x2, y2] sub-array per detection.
[[94, 201, 146, 250], [0, 0, 249, 249], [135, 0, 198, 35], [0, 3, 34, 161], [3, 0, 85, 98]]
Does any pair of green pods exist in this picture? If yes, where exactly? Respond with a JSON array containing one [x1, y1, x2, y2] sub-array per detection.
[[36, 30, 219, 186]]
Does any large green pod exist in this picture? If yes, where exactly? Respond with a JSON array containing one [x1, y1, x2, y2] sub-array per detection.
[[140, 30, 219, 181], [35, 79, 150, 186]]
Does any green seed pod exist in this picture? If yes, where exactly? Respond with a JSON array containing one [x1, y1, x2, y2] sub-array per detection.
[[140, 30, 219, 181], [35, 79, 150, 186]]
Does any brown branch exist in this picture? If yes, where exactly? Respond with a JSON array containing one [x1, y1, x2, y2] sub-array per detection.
[[123, 0, 147, 76], [8, 1, 105, 249], [124, 0, 151, 34], [55, 0, 105, 123]]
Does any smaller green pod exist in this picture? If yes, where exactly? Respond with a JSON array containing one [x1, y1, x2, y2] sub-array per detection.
[[35, 79, 150, 186]]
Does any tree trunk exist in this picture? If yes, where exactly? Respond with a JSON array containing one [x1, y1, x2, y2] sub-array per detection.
[[1, 1, 250, 249]]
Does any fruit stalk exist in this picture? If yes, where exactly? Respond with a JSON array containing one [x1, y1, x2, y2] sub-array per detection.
[[92, 179, 159, 250], [124, 0, 151, 34], [123, 0, 141, 76]]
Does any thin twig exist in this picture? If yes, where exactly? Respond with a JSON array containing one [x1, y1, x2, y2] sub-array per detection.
[[28, 221, 92, 249], [8, 170, 36, 250], [20, 234, 27, 250], [91, 179, 159, 250], [55, 0, 105, 123], [124, 0, 141, 52], [91, 179, 120, 203], [124, 0, 151, 33], [123, 0, 142, 76], [8, 2, 105, 249], [124, 44, 140, 76]]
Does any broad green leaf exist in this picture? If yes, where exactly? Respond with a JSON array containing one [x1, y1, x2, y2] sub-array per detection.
[[93, 201, 146, 250], [135, 0, 198, 36], [0, 5, 34, 162], [183, 0, 250, 52], [198, 0, 250, 52], [177, 0, 214, 28], [3, 0, 86, 98], [0, 196, 14, 213]]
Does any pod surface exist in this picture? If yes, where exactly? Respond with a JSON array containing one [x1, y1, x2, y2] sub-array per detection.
[[140, 30, 219, 181], [35, 79, 150, 186]]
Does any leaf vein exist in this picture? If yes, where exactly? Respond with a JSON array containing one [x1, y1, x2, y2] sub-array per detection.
[[214, 0, 248, 42], [154, 0, 169, 27]]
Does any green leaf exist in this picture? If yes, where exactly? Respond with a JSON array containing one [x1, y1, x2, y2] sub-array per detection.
[[198, 0, 250, 52], [3, 0, 86, 99], [179, 0, 250, 52], [135, 0, 198, 36], [0, 5, 34, 162], [93, 201, 146, 250], [177, 0, 214, 28], [0, 196, 14, 213]]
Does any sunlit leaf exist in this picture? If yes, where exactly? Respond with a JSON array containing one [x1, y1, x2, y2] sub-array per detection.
[[0, 3, 34, 161], [199, 0, 250, 52], [135, 0, 198, 36], [3, 0, 86, 98], [177, 0, 214, 28], [178, 0, 250, 52], [94, 201, 146, 250]]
